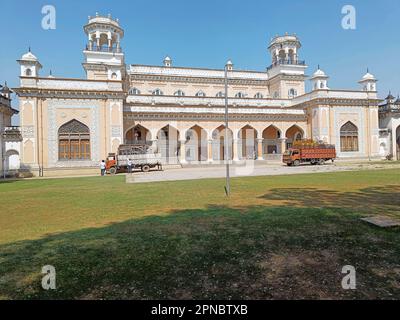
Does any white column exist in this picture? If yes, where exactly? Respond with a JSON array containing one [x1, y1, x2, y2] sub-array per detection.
[[207, 140, 213, 163], [257, 139, 264, 160], [233, 139, 239, 161], [179, 140, 187, 164]]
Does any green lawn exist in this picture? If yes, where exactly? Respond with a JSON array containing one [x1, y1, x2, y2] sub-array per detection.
[[0, 169, 399, 299]]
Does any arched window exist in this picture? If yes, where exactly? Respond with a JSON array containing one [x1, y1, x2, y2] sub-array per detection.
[[25, 68, 32, 76], [111, 72, 118, 80], [254, 92, 264, 99], [288, 88, 297, 98], [129, 88, 141, 95], [196, 90, 206, 97], [273, 92, 279, 99], [340, 121, 359, 152], [216, 91, 225, 98], [235, 92, 246, 98], [152, 89, 164, 96], [58, 120, 91, 160], [174, 90, 185, 97], [320, 82, 325, 89]]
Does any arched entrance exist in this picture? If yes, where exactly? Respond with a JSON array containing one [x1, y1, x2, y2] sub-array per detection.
[[157, 125, 180, 164], [185, 125, 208, 162], [262, 125, 281, 157], [340, 121, 359, 152], [238, 125, 257, 160], [125, 125, 151, 145], [5, 150, 20, 172], [58, 119, 90, 160], [285, 125, 304, 151], [212, 125, 233, 161]]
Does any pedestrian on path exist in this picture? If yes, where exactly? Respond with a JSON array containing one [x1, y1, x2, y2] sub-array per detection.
[[100, 160, 106, 176]]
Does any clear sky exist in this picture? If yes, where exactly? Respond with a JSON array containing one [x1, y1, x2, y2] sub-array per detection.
[[1, 0, 399, 111]]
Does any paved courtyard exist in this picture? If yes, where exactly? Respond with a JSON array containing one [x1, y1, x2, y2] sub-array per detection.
[[129, 161, 400, 183]]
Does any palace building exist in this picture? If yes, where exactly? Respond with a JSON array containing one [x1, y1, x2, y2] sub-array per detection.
[[0, 83, 21, 177], [13, 14, 382, 176]]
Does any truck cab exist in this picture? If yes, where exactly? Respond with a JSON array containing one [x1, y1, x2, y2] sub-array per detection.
[[283, 149, 301, 166]]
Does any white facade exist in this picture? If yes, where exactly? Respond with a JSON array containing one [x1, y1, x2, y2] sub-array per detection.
[[12, 14, 384, 176], [0, 84, 21, 177], [379, 94, 400, 160]]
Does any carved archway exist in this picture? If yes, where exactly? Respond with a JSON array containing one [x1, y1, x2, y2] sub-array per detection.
[[58, 119, 90, 160], [340, 121, 359, 152]]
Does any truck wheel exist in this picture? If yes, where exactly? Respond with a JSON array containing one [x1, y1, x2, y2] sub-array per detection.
[[318, 159, 325, 165], [109, 167, 117, 175], [311, 160, 317, 165], [142, 165, 151, 173], [294, 160, 300, 167]]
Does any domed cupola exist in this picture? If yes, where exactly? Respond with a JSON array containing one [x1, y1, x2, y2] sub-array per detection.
[[163, 55, 172, 67], [17, 48, 42, 77], [310, 66, 329, 90], [358, 69, 377, 92], [385, 91, 395, 103]]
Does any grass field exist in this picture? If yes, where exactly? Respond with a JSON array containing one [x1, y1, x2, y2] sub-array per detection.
[[0, 169, 399, 299]]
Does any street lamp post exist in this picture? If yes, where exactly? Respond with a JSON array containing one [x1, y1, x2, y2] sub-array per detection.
[[224, 61, 230, 196]]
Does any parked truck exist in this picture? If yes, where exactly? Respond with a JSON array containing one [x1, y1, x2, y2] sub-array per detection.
[[283, 143, 336, 166], [106, 144, 163, 174]]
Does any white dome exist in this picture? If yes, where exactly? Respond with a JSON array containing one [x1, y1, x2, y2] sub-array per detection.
[[226, 59, 233, 65], [21, 51, 38, 61], [362, 72, 376, 80], [164, 56, 171, 61], [313, 68, 326, 77]]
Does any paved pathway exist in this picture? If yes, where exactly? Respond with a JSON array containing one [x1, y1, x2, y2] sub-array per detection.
[[128, 161, 400, 184]]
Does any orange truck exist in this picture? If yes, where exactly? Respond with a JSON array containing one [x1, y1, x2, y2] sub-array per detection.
[[106, 144, 163, 174], [283, 144, 336, 166]]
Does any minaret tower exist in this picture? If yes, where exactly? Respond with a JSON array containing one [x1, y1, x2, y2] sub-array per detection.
[[83, 13, 125, 80], [358, 69, 377, 92], [266, 33, 307, 98], [310, 66, 329, 90]]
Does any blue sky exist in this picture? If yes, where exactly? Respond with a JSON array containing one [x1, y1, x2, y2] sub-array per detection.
[[1, 0, 399, 105]]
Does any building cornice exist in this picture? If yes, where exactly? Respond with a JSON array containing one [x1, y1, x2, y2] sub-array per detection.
[[123, 112, 306, 122], [293, 97, 381, 109], [13, 87, 125, 100], [129, 73, 270, 86]]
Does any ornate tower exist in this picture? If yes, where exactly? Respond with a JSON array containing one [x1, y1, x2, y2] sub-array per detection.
[[83, 13, 125, 80], [267, 34, 307, 99], [17, 49, 42, 78], [358, 70, 377, 92], [310, 66, 329, 90], [163, 56, 172, 67]]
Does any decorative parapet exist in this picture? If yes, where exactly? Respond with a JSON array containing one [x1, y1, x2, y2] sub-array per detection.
[[19, 77, 124, 92], [292, 89, 380, 108], [129, 65, 270, 81], [2, 126, 22, 142], [379, 103, 400, 114], [126, 95, 292, 108]]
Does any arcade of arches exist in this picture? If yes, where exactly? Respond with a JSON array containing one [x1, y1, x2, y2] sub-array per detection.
[[122, 123, 305, 163]]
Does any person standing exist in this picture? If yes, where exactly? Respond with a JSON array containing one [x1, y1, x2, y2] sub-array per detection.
[[127, 159, 133, 174], [100, 160, 106, 176]]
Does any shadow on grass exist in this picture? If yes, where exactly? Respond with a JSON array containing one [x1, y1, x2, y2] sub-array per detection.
[[1, 203, 399, 300], [259, 185, 400, 217]]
